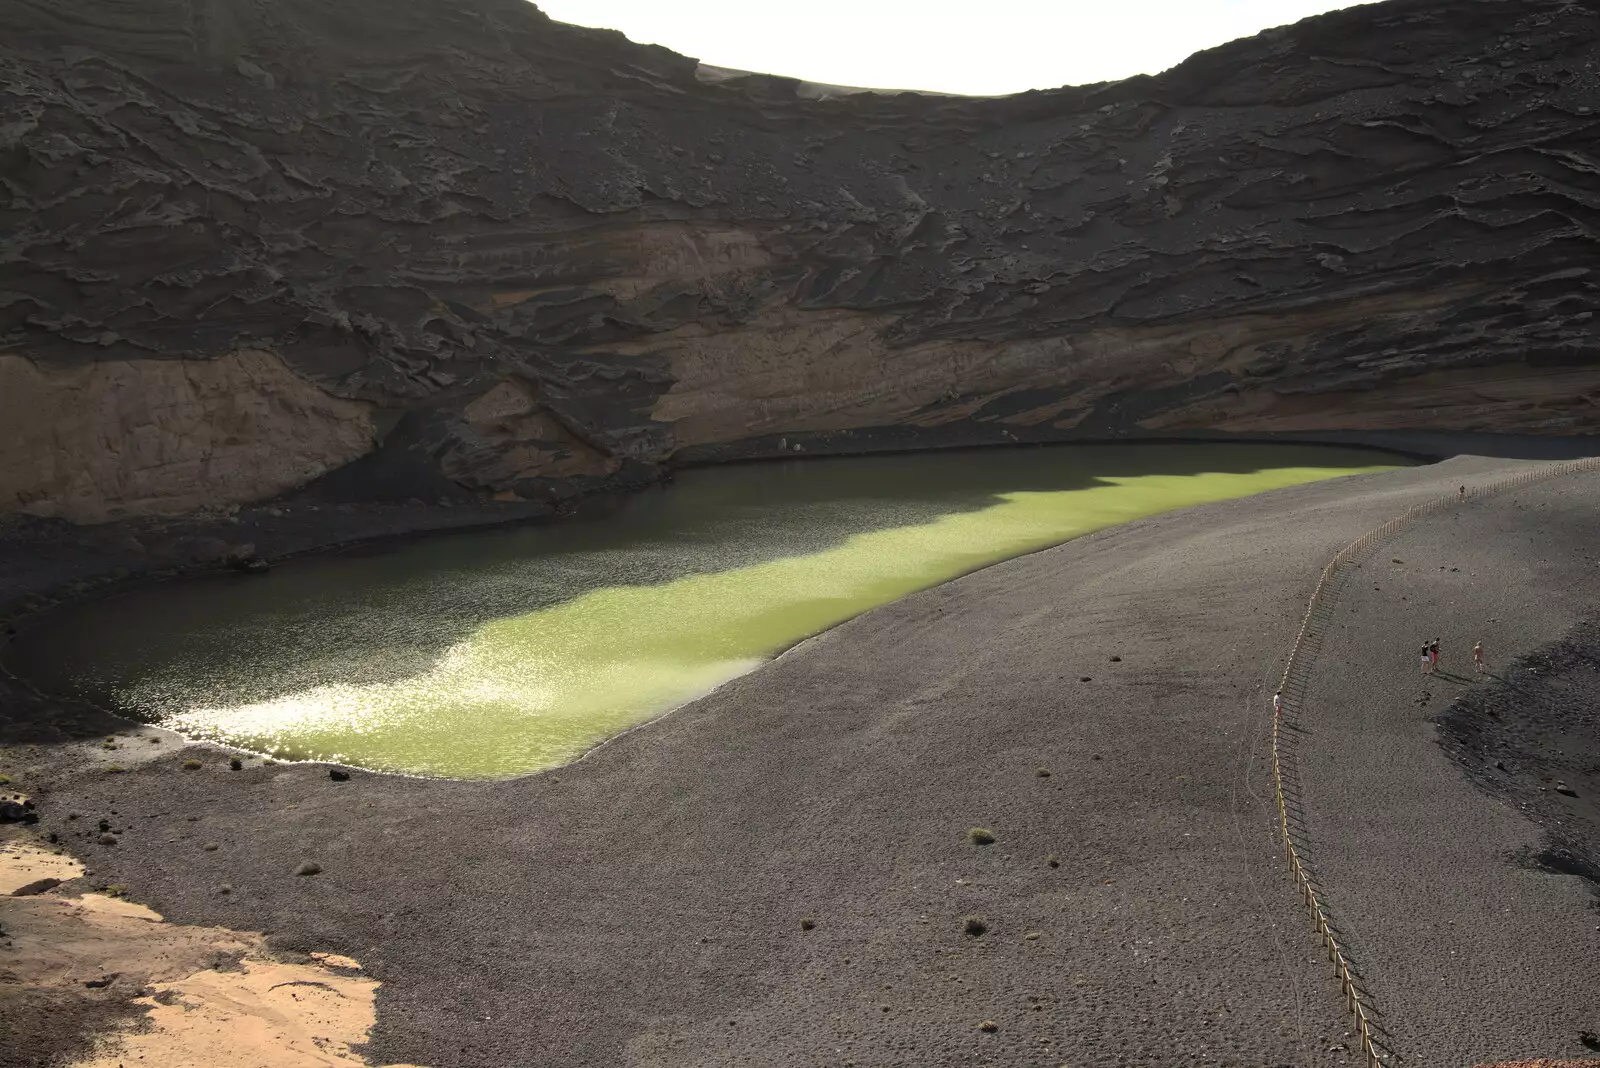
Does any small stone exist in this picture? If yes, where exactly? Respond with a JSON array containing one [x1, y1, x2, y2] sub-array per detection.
[[1109, 655, 1121, 662], [1555, 782, 1578, 797], [1092, 754, 1102, 761], [294, 861, 322, 876], [216, 884, 233, 895], [328, 769, 350, 782], [82, 975, 116, 989], [1036, 768, 1051, 778], [229, 758, 243, 771], [1079, 676, 1092, 682], [204, 843, 219, 852], [1024, 931, 1041, 940], [97, 833, 118, 845], [978, 1020, 998, 1033]]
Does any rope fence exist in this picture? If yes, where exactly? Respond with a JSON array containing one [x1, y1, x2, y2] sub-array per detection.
[[1270, 455, 1600, 1068]]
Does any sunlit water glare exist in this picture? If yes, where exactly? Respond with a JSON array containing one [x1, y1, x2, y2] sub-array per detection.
[[13, 445, 1401, 777]]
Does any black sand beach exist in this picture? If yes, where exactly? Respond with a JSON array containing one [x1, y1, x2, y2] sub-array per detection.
[[5, 455, 1599, 1067], [1297, 472, 1600, 1066]]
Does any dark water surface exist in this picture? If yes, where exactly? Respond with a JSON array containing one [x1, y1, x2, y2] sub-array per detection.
[[12, 444, 1402, 777]]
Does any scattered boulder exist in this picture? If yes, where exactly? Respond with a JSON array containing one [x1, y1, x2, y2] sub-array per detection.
[[225, 545, 270, 573], [1555, 782, 1578, 797], [294, 861, 322, 876], [97, 833, 118, 845], [0, 798, 38, 824], [328, 768, 350, 782]]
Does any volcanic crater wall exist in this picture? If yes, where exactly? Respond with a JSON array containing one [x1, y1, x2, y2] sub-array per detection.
[[4, 0, 1600, 521]]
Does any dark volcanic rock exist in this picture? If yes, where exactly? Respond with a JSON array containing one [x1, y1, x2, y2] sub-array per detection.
[[4, 0, 1600, 521], [1436, 615, 1600, 897]]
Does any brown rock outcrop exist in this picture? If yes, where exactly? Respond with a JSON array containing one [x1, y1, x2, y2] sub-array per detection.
[[3, 0, 1599, 519], [0, 349, 373, 522]]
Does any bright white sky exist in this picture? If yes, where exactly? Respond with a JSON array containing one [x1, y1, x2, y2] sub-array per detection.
[[536, 0, 1366, 96]]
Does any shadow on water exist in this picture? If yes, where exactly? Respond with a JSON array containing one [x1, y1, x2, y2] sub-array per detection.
[[7, 443, 1404, 774]]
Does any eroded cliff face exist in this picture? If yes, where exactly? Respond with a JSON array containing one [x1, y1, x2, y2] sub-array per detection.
[[3, 0, 1599, 520]]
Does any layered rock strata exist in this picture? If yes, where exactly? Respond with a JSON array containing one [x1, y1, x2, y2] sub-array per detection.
[[4, 0, 1600, 520]]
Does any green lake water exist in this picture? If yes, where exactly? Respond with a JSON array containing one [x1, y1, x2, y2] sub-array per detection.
[[14, 444, 1402, 778]]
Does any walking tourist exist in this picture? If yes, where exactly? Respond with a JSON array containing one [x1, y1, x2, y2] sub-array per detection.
[[1430, 638, 1441, 672], [1421, 643, 1433, 675], [1474, 640, 1486, 675]]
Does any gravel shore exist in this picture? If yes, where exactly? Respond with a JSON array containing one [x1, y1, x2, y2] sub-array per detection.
[[1296, 470, 1600, 1067], [5, 453, 1597, 1067]]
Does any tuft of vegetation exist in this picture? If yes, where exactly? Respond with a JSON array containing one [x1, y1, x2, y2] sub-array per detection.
[[181, 759, 203, 770], [967, 827, 995, 845], [799, 917, 816, 931], [104, 765, 126, 774], [977, 1020, 998, 1033], [963, 916, 988, 937], [0, 775, 10, 785], [1046, 855, 1061, 869], [1035, 768, 1051, 778]]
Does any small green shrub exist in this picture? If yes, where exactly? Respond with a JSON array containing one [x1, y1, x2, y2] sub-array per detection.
[[967, 827, 995, 845]]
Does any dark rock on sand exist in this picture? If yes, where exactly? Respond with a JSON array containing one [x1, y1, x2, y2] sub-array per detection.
[[0, 798, 37, 823]]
